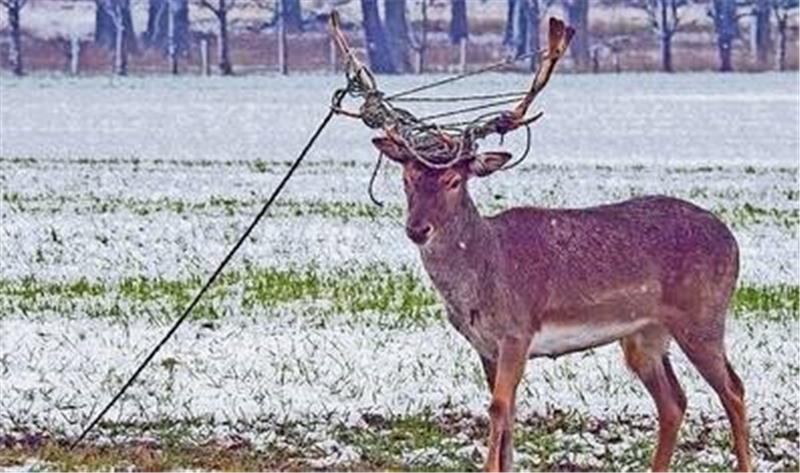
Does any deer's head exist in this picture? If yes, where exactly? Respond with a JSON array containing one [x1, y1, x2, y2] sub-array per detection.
[[328, 11, 573, 246], [374, 135, 511, 245]]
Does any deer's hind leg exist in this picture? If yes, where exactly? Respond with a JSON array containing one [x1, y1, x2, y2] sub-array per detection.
[[621, 324, 687, 472], [667, 315, 751, 472]]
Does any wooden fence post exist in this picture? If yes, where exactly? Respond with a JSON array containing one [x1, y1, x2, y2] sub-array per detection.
[[200, 38, 210, 75], [329, 33, 337, 73], [459, 37, 467, 73], [277, 0, 288, 74], [69, 33, 81, 75]]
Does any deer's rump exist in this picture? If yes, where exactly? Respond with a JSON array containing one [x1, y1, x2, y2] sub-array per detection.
[[491, 194, 739, 334]]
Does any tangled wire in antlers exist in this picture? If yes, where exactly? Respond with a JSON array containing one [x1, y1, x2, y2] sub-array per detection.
[[329, 10, 575, 185]]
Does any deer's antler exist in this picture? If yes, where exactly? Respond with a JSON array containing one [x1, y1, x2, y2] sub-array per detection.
[[470, 18, 575, 141], [328, 10, 574, 169], [330, 10, 377, 95]]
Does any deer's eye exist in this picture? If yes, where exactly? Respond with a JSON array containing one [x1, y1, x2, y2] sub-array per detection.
[[442, 173, 462, 190]]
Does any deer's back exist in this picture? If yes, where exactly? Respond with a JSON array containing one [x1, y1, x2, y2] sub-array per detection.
[[489, 195, 739, 317]]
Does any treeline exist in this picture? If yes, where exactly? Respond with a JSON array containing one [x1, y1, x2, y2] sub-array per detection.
[[2, 0, 798, 76]]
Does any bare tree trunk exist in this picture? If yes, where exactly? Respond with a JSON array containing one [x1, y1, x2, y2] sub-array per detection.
[[510, 0, 529, 57], [503, 0, 515, 46], [661, 31, 673, 72], [416, 0, 428, 73], [145, 0, 166, 47], [113, 7, 128, 75], [753, 0, 771, 69], [450, 0, 468, 44], [217, 7, 233, 75], [277, 0, 287, 74], [385, 0, 411, 73], [660, 0, 673, 72], [527, 0, 540, 72], [7, 0, 24, 76], [200, 37, 210, 75], [776, 13, 788, 71], [564, 0, 590, 70], [168, 0, 178, 73], [360, 0, 395, 73], [96, 0, 136, 75], [280, 0, 302, 33], [450, 0, 468, 73], [148, 0, 188, 71], [711, 0, 738, 72]]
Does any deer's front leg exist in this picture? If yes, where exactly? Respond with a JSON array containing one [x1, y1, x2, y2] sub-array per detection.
[[484, 336, 528, 472]]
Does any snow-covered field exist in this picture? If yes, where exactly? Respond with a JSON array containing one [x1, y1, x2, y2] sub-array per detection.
[[0, 72, 798, 471]]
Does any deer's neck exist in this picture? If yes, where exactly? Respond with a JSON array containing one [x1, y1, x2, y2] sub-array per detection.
[[419, 194, 497, 302]]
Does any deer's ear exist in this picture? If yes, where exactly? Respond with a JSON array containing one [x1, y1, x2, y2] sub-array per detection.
[[469, 152, 512, 177], [372, 137, 408, 164]]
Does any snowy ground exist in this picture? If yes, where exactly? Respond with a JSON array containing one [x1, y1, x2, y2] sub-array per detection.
[[0, 72, 798, 471]]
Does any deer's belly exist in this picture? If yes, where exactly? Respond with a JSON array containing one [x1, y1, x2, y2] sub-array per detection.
[[528, 318, 654, 358]]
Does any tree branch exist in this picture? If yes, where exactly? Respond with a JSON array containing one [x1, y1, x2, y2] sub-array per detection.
[[198, 0, 221, 16]]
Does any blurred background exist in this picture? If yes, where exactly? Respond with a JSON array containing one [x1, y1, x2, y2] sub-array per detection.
[[0, 0, 798, 77]]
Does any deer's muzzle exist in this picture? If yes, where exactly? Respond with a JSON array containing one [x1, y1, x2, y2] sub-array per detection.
[[406, 222, 433, 245]]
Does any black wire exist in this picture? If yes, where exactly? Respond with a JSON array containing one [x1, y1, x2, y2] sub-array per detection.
[[388, 91, 526, 103], [69, 109, 336, 451], [385, 51, 536, 101], [416, 96, 520, 122]]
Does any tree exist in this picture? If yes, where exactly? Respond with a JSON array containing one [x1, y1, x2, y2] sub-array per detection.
[[708, 0, 743, 71], [773, 0, 798, 70], [95, 0, 137, 75], [360, 0, 395, 73], [509, 0, 531, 58], [527, 0, 541, 71], [751, 0, 772, 68], [630, 0, 689, 72], [280, 0, 303, 32], [0, 0, 27, 76], [385, 0, 412, 73], [410, 0, 431, 73], [197, 0, 236, 75], [145, 0, 190, 73], [503, 0, 543, 71], [450, 0, 470, 72], [450, 0, 468, 45], [563, 0, 590, 70]]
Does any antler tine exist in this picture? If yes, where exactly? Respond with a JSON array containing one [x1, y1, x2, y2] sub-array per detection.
[[470, 17, 575, 141], [329, 10, 377, 94], [512, 17, 575, 118]]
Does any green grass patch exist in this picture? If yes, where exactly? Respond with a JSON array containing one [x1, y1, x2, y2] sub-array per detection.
[[713, 203, 799, 230], [732, 284, 799, 321], [0, 265, 796, 324], [0, 265, 440, 326]]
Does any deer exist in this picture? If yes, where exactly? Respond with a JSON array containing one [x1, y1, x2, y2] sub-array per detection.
[[328, 12, 750, 473]]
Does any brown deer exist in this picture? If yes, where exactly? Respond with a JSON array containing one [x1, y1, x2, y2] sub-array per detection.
[[328, 13, 750, 473]]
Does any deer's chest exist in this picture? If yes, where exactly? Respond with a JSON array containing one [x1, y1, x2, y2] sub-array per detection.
[[422, 249, 507, 357], [444, 302, 503, 358]]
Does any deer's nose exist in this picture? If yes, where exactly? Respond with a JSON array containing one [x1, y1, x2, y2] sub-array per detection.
[[406, 222, 433, 245]]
